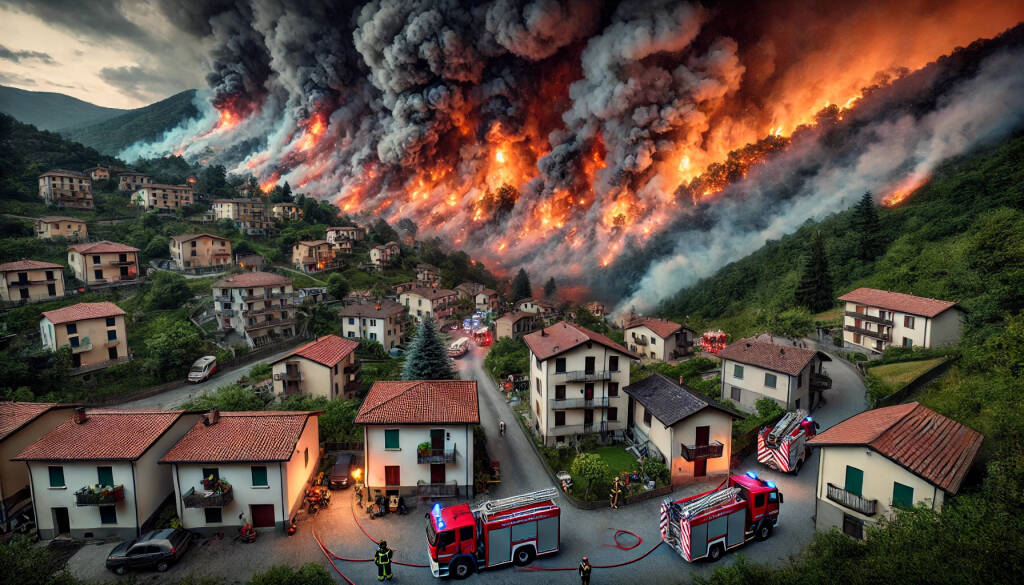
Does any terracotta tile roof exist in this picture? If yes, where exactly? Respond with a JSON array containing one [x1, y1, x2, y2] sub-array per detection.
[[280, 335, 359, 367], [42, 301, 125, 325], [518, 297, 556, 310], [338, 300, 406, 318], [213, 271, 291, 288], [39, 169, 86, 177], [67, 240, 140, 254], [838, 288, 961, 318], [524, 321, 640, 361], [160, 411, 317, 463], [403, 287, 457, 301], [0, 402, 73, 442], [496, 311, 535, 324], [808, 403, 982, 493], [295, 240, 329, 247], [14, 410, 188, 461], [170, 233, 229, 243], [717, 338, 829, 376], [477, 288, 497, 297], [626, 317, 682, 339], [0, 259, 63, 272], [355, 381, 479, 425], [36, 216, 86, 223], [624, 374, 741, 426]]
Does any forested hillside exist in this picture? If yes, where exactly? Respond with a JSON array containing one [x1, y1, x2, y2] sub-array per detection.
[[0, 85, 125, 130], [63, 90, 199, 155]]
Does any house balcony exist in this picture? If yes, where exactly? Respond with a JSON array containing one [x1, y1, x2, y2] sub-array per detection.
[[562, 370, 613, 382], [680, 441, 725, 462], [216, 309, 236, 317], [550, 396, 610, 409], [245, 318, 295, 332], [214, 295, 233, 303], [108, 259, 136, 267], [826, 483, 877, 516], [811, 372, 833, 390], [632, 337, 648, 346], [70, 339, 93, 353], [547, 421, 609, 436], [243, 307, 286, 319], [279, 369, 302, 382], [845, 311, 894, 326], [75, 485, 125, 506], [182, 485, 234, 508], [9, 277, 56, 286], [417, 445, 457, 464], [843, 325, 892, 341], [344, 361, 362, 375], [243, 292, 267, 300]]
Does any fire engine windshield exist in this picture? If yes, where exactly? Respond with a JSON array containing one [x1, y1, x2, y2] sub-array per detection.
[[426, 517, 438, 546]]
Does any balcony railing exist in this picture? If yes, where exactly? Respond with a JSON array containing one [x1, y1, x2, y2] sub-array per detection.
[[632, 337, 648, 346], [844, 325, 892, 341], [550, 396, 610, 409], [811, 372, 832, 390], [562, 370, 613, 382], [417, 445, 457, 464], [845, 311, 894, 326], [70, 339, 93, 353], [9, 277, 56, 286], [826, 483, 877, 516], [344, 361, 362, 375], [680, 441, 725, 461], [547, 421, 610, 436], [75, 485, 125, 506], [243, 307, 286, 319], [280, 370, 302, 381], [214, 295, 233, 303], [182, 485, 234, 508], [108, 259, 136, 267], [216, 309, 236, 316], [245, 318, 295, 332]]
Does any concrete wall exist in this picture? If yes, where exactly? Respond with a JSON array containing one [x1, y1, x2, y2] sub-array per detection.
[[36, 220, 87, 240], [363, 423, 474, 497], [282, 417, 320, 526], [667, 409, 733, 484], [928, 309, 964, 348], [133, 415, 198, 530], [0, 410, 72, 504], [40, 314, 129, 367], [29, 460, 138, 540], [1, 268, 65, 302]]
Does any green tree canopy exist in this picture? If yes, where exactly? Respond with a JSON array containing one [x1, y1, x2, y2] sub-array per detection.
[[326, 272, 349, 300], [400, 315, 455, 380], [144, 271, 192, 310], [852, 191, 884, 261], [794, 231, 834, 312], [510, 268, 532, 303], [570, 453, 610, 498], [144, 316, 203, 374]]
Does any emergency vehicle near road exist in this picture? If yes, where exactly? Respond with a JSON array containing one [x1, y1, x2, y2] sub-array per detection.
[[660, 472, 782, 562], [427, 488, 560, 579], [757, 409, 818, 474]]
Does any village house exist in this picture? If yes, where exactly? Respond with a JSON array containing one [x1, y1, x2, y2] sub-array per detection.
[[474, 288, 499, 312], [234, 252, 265, 272], [495, 311, 537, 340], [34, 216, 88, 240], [40, 302, 129, 372], [624, 374, 740, 485], [14, 408, 200, 540], [270, 335, 361, 399], [334, 239, 354, 255], [624, 316, 695, 361], [808, 402, 982, 540], [0, 402, 76, 533], [356, 380, 479, 499], [416, 264, 440, 284], [369, 241, 400, 268], [838, 288, 966, 353], [0, 259, 65, 303], [326, 225, 367, 244], [212, 272, 296, 348], [117, 172, 152, 192], [160, 410, 320, 533], [718, 338, 832, 413], [399, 287, 459, 324], [524, 321, 639, 446], [270, 202, 302, 222], [296, 287, 328, 304], [584, 301, 606, 318], [130, 184, 195, 211], [517, 298, 558, 322], [454, 281, 485, 300], [169, 233, 232, 270], [212, 199, 270, 236], [339, 300, 408, 350], [67, 241, 142, 287], [38, 170, 93, 209], [291, 240, 334, 273], [84, 166, 113, 181]]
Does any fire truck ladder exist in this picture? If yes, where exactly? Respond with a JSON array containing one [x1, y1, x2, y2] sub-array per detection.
[[474, 487, 559, 521], [676, 487, 741, 519], [767, 409, 808, 445]]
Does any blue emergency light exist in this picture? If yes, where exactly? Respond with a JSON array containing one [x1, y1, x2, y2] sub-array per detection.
[[432, 503, 445, 529], [805, 416, 813, 422], [746, 471, 758, 480], [766, 480, 777, 489]]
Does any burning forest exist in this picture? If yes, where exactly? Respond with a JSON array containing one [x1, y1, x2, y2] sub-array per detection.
[[124, 0, 1024, 313]]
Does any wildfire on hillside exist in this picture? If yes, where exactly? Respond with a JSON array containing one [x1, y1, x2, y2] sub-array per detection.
[[882, 173, 931, 207]]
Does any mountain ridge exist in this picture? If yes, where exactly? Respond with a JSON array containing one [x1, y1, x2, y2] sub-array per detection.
[[0, 85, 126, 131]]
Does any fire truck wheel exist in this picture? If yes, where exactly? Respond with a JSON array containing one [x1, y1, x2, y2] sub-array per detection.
[[708, 543, 725, 562], [756, 520, 773, 541], [450, 558, 475, 579], [512, 545, 536, 566]]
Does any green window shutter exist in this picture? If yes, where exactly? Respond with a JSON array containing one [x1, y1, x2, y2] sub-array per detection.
[[892, 482, 914, 509], [48, 466, 65, 487], [385, 429, 400, 449], [251, 466, 268, 487], [734, 365, 743, 379], [97, 466, 114, 487], [845, 466, 864, 497]]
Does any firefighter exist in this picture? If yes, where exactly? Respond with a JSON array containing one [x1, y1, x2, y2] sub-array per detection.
[[609, 476, 622, 509], [374, 540, 393, 581], [562, 478, 571, 494], [579, 556, 592, 585]]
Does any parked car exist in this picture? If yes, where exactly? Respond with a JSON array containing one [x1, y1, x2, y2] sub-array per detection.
[[106, 528, 194, 574], [329, 453, 355, 489], [188, 356, 217, 383]]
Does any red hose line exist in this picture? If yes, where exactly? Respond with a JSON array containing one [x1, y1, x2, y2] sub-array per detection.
[[350, 492, 380, 544], [333, 496, 430, 568], [312, 532, 357, 585], [612, 529, 642, 551]]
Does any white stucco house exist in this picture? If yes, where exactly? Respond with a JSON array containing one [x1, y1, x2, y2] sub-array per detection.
[[624, 316, 695, 361], [838, 288, 966, 354], [718, 338, 833, 413], [270, 335, 361, 400]]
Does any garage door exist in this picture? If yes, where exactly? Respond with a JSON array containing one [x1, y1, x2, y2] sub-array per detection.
[[251, 504, 276, 528]]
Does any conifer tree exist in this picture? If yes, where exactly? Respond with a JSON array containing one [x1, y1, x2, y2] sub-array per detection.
[[852, 191, 884, 261], [400, 315, 455, 380], [794, 231, 834, 312], [543, 277, 557, 299], [510, 268, 532, 303]]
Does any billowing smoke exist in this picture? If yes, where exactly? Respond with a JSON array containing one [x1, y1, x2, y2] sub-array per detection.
[[123, 0, 1024, 311]]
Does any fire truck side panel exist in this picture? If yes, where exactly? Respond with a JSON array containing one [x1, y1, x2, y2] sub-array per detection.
[[707, 515, 728, 547], [537, 517, 558, 552], [727, 508, 746, 547], [689, 521, 708, 559], [487, 527, 511, 566]]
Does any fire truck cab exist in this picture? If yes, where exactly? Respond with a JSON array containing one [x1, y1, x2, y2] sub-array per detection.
[[427, 488, 560, 579], [758, 410, 819, 474]]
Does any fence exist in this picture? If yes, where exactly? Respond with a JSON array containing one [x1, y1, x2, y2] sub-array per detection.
[[872, 358, 951, 408]]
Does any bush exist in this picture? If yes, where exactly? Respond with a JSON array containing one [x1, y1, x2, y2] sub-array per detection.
[[570, 453, 610, 498], [483, 337, 529, 381], [640, 457, 670, 485], [248, 362, 272, 381], [250, 564, 334, 585]]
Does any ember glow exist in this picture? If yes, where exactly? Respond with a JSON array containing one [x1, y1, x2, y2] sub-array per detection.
[[882, 174, 931, 208]]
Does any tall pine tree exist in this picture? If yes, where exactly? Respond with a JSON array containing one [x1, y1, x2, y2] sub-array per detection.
[[851, 191, 884, 261], [543, 277, 557, 299], [794, 231, 834, 312], [400, 315, 455, 380], [510, 269, 532, 303]]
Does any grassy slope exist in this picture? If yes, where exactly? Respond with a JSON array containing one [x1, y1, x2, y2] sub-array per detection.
[[867, 357, 947, 393]]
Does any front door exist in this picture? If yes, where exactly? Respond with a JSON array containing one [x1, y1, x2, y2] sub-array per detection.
[[52, 507, 70, 536], [694, 426, 710, 477], [250, 504, 275, 528], [430, 429, 444, 451], [431, 464, 446, 484], [584, 409, 594, 427]]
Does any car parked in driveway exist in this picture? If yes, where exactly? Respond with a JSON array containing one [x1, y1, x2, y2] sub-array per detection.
[[105, 528, 193, 574], [329, 453, 354, 489]]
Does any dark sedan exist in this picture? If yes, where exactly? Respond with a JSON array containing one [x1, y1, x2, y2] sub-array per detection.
[[105, 528, 193, 574]]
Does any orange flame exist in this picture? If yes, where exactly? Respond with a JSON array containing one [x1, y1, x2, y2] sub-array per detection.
[[882, 173, 930, 207]]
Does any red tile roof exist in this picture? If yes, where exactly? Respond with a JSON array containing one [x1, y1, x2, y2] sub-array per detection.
[[523, 321, 640, 361], [42, 301, 125, 325], [496, 311, 535, 324], [160, 411, 317, 463], [338, 300, 406, 318], [213, 271, 292, 288], [355, 381, 479, 425], [403, 287, 457, 301], [14, 410, 189, 461], [296, 240, 329, 247], [808, 402, 982, 493], [170, 233, 229, 243], [0, 402, 73, 442], [717, 338, 829, 376], [36, 216, 86, 223], [67, 240, 139, 254], [838, 288, 961, 318], [282, 335, 359, 367], [40, 169, 86, 178], [0, 259, 63, 272], [626, 317, 682, 339]]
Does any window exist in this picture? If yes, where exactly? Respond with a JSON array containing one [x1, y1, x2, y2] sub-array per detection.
[[754, 493, 765, 507], [108, 347, 118, 359], [892, 482, 914, 509], [608, 382, 619, 397], [48, 466, 65, 487], [97, 466, 114, 487], [348, 318, 355, 324], [584, 356, 596, 373], [643, 409, 652, 426], [555, 385, 566, 400], [842, 514, 864, 539], [459, 526, 474, 542], [555, 358, 566, 373], [252, 466, 269, 487], [107, 330, 117, 341], [66, 323, 77, 335], [904, 315, 915, 329], [99, 506, 117, 525], [845, 466, 864, 497], [764, 373, 777, 388], [554, 412, 565, 426], [385, 429, 400, 449], [795, 398, 801, 410], [608, 407, 618, 421], [535, 378, 541, 395], [730, 386, 741, 401], [903, 337, 913, 348], [304, 447, 309, 468], [205, 508, 223, 524], [106, 317, 115, 327], [609, 356, 619, 371], [733, 364, 744, 379], [92, 255, 101, 265], [202, 468, 220, 482]]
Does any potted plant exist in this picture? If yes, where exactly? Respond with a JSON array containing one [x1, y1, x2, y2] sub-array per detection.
[[417, 442, 431, 456]]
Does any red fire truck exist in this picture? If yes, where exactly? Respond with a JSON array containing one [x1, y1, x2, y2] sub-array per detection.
[[426, 488, 560, 579], [660, 472, 783, 562], [757, 409, 819, 474]]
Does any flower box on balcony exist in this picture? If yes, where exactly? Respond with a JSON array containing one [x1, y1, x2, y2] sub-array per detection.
[[75, 484, 125, 506]]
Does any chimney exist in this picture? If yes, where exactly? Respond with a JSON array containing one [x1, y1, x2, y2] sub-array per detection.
[[72, 407, 88, 424], [205, 407, 220, 426], [540, 328, 547, 337]]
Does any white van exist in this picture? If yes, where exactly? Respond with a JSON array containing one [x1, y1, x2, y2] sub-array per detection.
[[188, 356, 217, 383]]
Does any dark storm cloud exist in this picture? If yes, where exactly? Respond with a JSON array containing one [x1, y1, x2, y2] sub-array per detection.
[[0, 0, 150, 43], [99, 64, 187, 101], [0, 44, 56, 64]]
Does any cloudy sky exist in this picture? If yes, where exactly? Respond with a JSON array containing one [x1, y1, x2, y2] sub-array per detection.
[[0, 0, 206, 108]]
